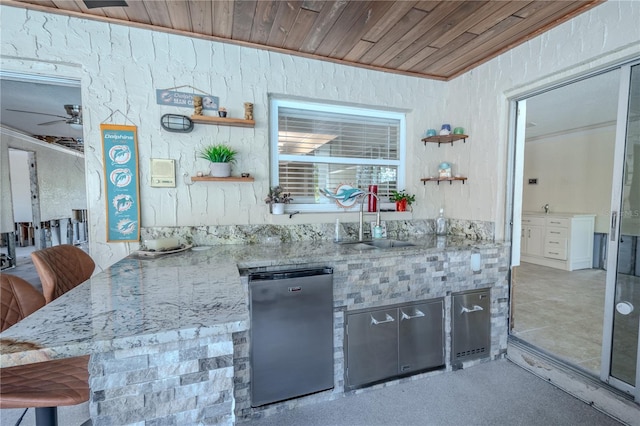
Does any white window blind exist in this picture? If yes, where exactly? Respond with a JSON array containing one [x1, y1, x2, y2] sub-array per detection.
[[270, 98, 405, 212]]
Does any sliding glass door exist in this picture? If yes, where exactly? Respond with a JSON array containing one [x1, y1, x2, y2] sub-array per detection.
[[603, 62, 640, 399], [509, 59, 640, 402]]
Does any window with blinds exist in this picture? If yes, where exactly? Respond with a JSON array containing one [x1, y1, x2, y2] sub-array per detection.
[[270, 98, 405, 212]]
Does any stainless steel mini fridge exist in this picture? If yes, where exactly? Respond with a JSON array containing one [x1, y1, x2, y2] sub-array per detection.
[[249, 267, 334, 407]]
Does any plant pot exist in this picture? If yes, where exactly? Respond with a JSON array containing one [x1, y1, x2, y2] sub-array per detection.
[[218, 111, 227, 117], [396, 199, 408, 212], [209, 162, 231, 178], [271, 203, 285, 215]]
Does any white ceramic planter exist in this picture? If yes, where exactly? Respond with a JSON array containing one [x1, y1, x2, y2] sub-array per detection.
[[271, 203, 285, 215], [209, 162, 231, 178]]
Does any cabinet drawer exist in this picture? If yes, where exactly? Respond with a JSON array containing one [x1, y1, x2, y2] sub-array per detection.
[[546, 227, 568, 238], [546, 217, 569, 228], [522, 216, 545, 226], [544, 239, 567, 260]]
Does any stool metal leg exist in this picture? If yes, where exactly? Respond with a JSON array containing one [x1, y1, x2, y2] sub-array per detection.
[[34, 407, 58, 426]]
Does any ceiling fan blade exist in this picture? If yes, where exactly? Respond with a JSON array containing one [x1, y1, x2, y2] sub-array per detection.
[[39, 119, 67, 126], [83, 0, 128, 9], [6, 108, 69, 120]]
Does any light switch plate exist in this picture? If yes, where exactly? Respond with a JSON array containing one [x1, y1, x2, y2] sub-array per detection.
[[150, 158, 176, 187]]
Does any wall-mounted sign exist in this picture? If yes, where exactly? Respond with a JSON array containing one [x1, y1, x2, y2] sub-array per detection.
[[155, 89, 219, 110], [101, 124, 140, 242]]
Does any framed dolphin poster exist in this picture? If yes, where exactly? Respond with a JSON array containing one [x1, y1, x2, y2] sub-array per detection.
[[101, 124, 140, 242]]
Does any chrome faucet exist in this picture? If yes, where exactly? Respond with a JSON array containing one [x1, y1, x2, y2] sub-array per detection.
[[543, 203, 550, 214], [358, 192, 381, 241]]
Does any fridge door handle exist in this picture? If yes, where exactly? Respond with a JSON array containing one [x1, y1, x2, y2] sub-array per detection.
[[400, 309, 425, 321], [370, 313, 394, 325], [461, 305, 484, 314]]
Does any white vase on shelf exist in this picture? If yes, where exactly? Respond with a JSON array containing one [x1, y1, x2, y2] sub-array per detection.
[[209, 162, 231, 178], [271, 203, 285, 215]]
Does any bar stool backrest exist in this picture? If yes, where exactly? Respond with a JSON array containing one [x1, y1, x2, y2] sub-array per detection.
[[31, 244, 95, 304], [1, 274, 45, 332]]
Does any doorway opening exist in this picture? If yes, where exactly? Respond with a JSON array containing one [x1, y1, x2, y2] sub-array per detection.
[[509, 61, 640, 400], [0, 72, 88, 270]]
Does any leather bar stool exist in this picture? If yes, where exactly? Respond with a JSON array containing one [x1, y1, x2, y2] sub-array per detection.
[[31, 244, 95, 304], [0, 274, 90, 426]]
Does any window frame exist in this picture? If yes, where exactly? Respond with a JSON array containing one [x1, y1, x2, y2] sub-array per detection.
[[269, 97, 406, 213]]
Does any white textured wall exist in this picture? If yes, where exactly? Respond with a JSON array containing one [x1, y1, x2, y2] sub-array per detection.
[[523, 126, 616, 233], [0, 5, 445, 268], [1, 1, 638, 268], [445, 0, 640, 239]]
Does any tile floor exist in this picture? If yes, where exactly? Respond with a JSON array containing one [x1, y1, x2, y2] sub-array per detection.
[[512, 261, 640, 386], [511, 262, 607, 374], [1, 245, 42, 290]]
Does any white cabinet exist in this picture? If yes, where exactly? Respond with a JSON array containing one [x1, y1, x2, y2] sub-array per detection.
[[521, 213, 595, 271], [521, 215, 545, 257]]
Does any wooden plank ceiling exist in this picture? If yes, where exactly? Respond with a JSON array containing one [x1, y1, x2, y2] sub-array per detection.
[[4, 0, 603, 80]]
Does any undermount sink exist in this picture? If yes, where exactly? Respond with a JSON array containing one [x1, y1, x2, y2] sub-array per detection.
[[341, 239, 415, 249], [365, 239, 415, 248]]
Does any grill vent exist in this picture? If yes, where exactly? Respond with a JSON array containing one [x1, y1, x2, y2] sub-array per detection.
[[455, 346, 486, 359]]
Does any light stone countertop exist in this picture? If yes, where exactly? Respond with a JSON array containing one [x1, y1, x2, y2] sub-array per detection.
[[0, 236, 505, 367]]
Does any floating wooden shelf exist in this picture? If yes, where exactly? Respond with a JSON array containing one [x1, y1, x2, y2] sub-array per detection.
[[190, 115, 255, 128], [191, 176, 255, 182], [421, 177, 468, 185], [421, 134, 468, 146]]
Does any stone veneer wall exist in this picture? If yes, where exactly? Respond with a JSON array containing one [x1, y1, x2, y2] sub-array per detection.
[[141, 219, 495, 246], [233, 244, 510, 421], [88, 334, 235, 425]]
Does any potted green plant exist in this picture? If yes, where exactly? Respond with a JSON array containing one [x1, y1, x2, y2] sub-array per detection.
[[264, 185, 293, 214], [390, 190, 415, 212], [198, 144, 237, 177]]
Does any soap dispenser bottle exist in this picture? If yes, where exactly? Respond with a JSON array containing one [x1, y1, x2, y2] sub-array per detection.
[[436, 208, 447, 236]]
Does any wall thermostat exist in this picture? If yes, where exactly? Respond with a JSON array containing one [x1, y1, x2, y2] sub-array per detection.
[[150, 158, 176, 187]]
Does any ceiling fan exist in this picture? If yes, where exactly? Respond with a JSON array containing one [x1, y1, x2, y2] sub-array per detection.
[[7, 104, 83, 129]]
